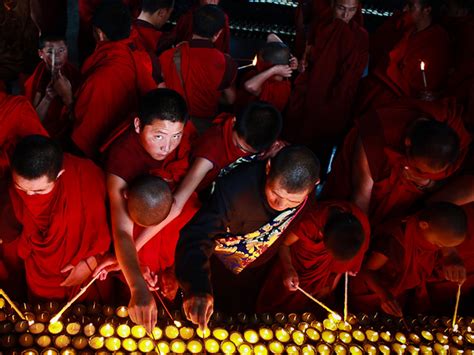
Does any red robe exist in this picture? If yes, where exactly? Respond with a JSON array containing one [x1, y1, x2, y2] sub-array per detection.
[[174, 6, 230, 54], [23, 61, 81, 138], [193, 113, 250, 189], [351, 216, 440, 314], [285, 17, 368, 146], [236, 61, 292, 113], [256, 201, 370, 313], [357, 24, 450, 114], [159, 39, 237, 119], [9, 154, 111, 302], [105, 123, 200, 273], [0, 91, 47, 177], [72, 39, 157, 159], [130, 19, 163, 53], [324, 98, 472, 224]]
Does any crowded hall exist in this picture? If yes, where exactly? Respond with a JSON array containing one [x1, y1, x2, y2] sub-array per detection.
[[1, 0, 474, 353]]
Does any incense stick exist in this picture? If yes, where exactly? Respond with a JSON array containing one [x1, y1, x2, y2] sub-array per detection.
[[0, 289, 28, 322], [152, 289, 181, 327], [452, 283, 462, 330], [296, 286, 341, 320], [344, 272, 348, 323], [50, 272, 103, 323]]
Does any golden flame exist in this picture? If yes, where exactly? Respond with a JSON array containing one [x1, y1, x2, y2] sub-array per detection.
[[420, 61, 425, 71], [252, 55, 258, 66]]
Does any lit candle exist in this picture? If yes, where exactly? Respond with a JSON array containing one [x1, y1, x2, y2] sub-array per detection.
[[36, 334, 52, 348], [452, 284, 462, 331], [71, 335, 88, 350], [164, 324, 179, 339], [104, 336, 121, 351], [339, 331, 352, 344], [83, 323, 95, 337], [179, 326, 194, 340], [420, 61, 428, 89], [350, 344, 364, 355], [88, 336, 104, 350], [41, 348, 58, 355], [131, 324, 147, 339], [99, 323, 114, 337], [152, 326, 163, 340], [122, 337, 138, 351], [19, 333, 34, 347], [115, 306, 128, 318], [253, 343, 268, 355], [244, 329, 259, 344], [196, 326, 211, 339], [157, 340, 170, 353], [48, 321, 63, 335], [306, 328, 320, 341], [170, 339, 186, 353], [274, 327, 290, 342], [317, 343, 331, 355], [138, 337, 155, 352], [187, 339, 204, 354], [238, 343, 253, 354], [54, 334, 71, 349], [259, 327, 273, 341], [322, 330, 336, 344], [269, 340, 284, 354], [292, 330, 305, 346], [212, 327, 228, 341], [116, 323, 131, 338], [65, 322, 81, 336], [230, 331, 244, 346]]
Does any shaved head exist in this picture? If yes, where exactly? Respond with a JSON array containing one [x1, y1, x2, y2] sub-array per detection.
[[261, 42, 291, 65], [127, 175, 173, 227]]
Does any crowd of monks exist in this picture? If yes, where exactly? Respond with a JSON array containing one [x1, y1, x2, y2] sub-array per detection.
[[1, 0, 474, 334]]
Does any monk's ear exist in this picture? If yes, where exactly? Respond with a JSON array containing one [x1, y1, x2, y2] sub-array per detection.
[[265, 159, 271, 176], [56, 169, 65, 180], [314, 178, 321, 186], [134, 117, 142, 134], [418, 220, 430, 230], [38, 49, 44, 60], [122, 189, 129, 200], [212, 29, 223, 43]]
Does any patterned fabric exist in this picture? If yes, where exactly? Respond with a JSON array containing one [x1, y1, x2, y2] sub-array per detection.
[[214, 201, 306, 274]]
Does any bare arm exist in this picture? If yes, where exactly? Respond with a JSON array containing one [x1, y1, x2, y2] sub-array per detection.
[[244, 65, 292, 96], [351, 136, 374, 215], [279, 232, 300, 291], [220, 86, 236, 105], [428, 175, 474, 206], [107, 173, 157, 332]]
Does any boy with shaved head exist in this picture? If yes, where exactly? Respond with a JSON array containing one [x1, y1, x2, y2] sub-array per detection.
[[352, 202, 467, 316]]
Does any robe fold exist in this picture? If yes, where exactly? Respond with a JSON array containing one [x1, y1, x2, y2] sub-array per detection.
[[351, 216, 440, 314], [174, 6, 230, 54], [357, 24, 450, 114], [0, 91, 47, 177], [193, 113, 249, 189], [284, 17, 368, 146], [9, 154, 111, 301], [24, 61, 81, 138], [105, 123, 200, 273], [256, 201, 370, 313], [72, 39, 157, 159], [323, 98, 471, 224]]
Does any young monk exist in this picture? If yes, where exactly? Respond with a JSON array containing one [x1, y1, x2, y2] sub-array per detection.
[[352, 202, 467, 316], [323, 98, 471, 225], [24, 35, 80, 138], [72, 1, 157, 159], [357, 0, 450, 113], [101, 89, 199, 332], [8, 135, 111, 302], [175, 146, 320, 329], [130, 0, 174, 54], [172, 101, 283, 217], [174, 0, 230, 54], [257, 200, 369, 313], [235, 37, 294, 113], [159, 4, 237, 134], [285, 0, 368, 167]]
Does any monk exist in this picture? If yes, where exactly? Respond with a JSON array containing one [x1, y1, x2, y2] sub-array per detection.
[[357, 0, 450, 113], [8, 135, 111, 302], [176, 146, 320, 329], [236, 36, 294, 113], [130, 0, 174, 54], [172, 101, 283, 215], [257, 200, 369, 313], [72, 1, 157, 159], [159, 5, 237, 134], [0, 84, 47, 177], [174, 0, 230, 54], [351, 202, 466, 316], [24, 35, 80, 138], [323, 98, 471, 225], [285, 0, 368, 168], [100, 89, 199, 332]]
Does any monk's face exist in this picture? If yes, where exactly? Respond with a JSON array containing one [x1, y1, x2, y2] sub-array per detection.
[[135, 118, 185, 161], [332, 0, 359, 23], [38, 41, 68, 72], [12, 172, 57, 195], [404, 0, 430, 24], [200, 0, 220, 5], [421, 223, 465, 248], [264, 177, 309, 211], [403, 155, 449, 186]]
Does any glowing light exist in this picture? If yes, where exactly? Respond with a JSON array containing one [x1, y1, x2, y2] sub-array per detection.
[[244, 329, 259, 344], [137, 337, 155, 352], [98, 323, 114, 337], [259, 327, 273, 341], [170, 339, 186, 353], [196, 327, 211, 339], [254, 343, 268, 355], [88, 336, 104, 350], [116, 324, 131, 338], [122, 338, 138, 351], [292, 330, 305, 345], [213, 327, 229, 340], [104, 336, 121, 351], [275, 327, 290, 342], [65, 322, 80, 336], [165, 325, 180, 339], [54, 334, 70, 348], [115, 306, 128, 318], [269, 340, 284, 354], [152, 326, 163, 340], [83, 323, 95, 337], [131, 324, 147, 339], [187, 339, 204, 354], [420, 61, 426, 71], [205, 338, 220, 353], [339, 331, 352, 344], [221, 340, 237, 354], [322, 330, 336, 344], [230, 331, 244, 346]]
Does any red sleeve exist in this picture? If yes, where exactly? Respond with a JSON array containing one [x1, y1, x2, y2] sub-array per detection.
[[217, 54, 238, 90], [105, 135, 147, 183]]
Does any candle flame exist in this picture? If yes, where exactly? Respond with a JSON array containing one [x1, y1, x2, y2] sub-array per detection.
[[28, 320, 35, 326], [453, 324, 459, 332], [420, 61, 425, 71], [50, 315, 60, 324], [174, 320, 182, 327], [252, 55, 257, 66]]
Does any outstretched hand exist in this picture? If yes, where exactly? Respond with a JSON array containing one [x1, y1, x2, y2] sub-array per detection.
[[183, 294, 214, 330]]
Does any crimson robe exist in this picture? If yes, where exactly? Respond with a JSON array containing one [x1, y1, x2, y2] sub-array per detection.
[[357, 24, 450, 114], [9, 154, 111, 302], [236, 62, 292, 113], [24, 61, 81, 138], [0, 91, 47, 177], [193, 113, 250, 189], [285, 17, 368, 146], [72, 39, 157, 159], [105, 123, 200, 273], [323, 98, 472, 225], [351, 216, 442, 314], [174, 6, 230, 54], [159, 39, 237, 120], [256, 201, 370, 313]]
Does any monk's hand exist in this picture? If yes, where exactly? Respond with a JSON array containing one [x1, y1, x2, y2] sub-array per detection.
[[141, 266, 158, 291], [282, 267, 299, 291], [60, 260, 92, 287], [419, 90, 436, 102], [53, 71, 73, 105], [289, 56, 298, 70], [158, 268, 179, 300], [272, 65, 293, 78], [183, 293, 214, 330], [129, 285, 157, 334], [258, 140, 288, 160], [45, 83, 57, 100], [380, 292, 403, 318], [93, 254, 119, 280], [441, 251, 466, 284]]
